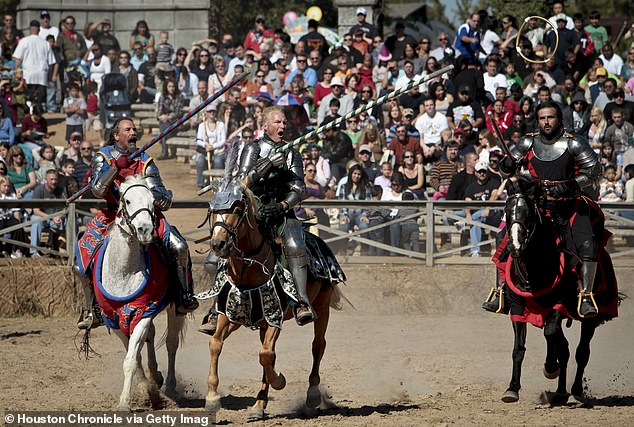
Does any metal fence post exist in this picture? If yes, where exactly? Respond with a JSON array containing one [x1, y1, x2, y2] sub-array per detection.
[[426, 200, 434, 267], [66, 202, 77, 266]]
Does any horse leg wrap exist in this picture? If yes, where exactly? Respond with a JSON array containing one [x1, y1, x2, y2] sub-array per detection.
[[578, 261, 598, 318]]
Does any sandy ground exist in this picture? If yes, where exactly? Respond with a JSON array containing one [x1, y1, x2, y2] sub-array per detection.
[[3, 116, 632, 426], [1, 270, 633, 426]]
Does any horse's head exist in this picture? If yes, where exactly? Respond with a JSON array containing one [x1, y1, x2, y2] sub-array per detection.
[[208, 179, 259, 258], [505, 175, 541, 258], [118, 176, 155, 245]]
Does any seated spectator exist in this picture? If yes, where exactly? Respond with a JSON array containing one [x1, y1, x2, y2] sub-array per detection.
[[305, 142, 331, 188], [562, 92, 591, 136], [29, 169, 66, 257], [428, 80, 453, 115], [388, 123, 422, 167], [295, 162, 330, 231], [356, 144, 379, 181], [599, 164, 624, 202], [337, 164, 372, 254], [62, 131, 82, 163], [58, 158, 79, 196], [356, 123, 385, 163], [35, 143, 60, 183], [195, 105, 226, 188], [398, 149, 425, 198], [320, 117, 354, 181], [374, 161, 392, 190], [387, 107, 420, 141], [73, 141, 94, 186], [0, 102, 14, 145], [485, 99, 513, 135], [382, 172, 420, 254], [447, 151, 478, 202], [344, 116, 362, 147], [464, 160, 501, 257], [366, 185, 388, 256], [156, 78, 185, 160], [6, 145, 36, 198], [430, 140, 460, 192], [21, 105, 50, 150], [137, 46, 158, 103], [0, 175, 24, 258], [415, 97, 448, 163]]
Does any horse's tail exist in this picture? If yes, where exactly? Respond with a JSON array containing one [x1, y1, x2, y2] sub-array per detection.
[[330, 282, 354, 311]]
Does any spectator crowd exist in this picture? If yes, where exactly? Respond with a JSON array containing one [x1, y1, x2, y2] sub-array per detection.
[[2, 3, 634, 259]]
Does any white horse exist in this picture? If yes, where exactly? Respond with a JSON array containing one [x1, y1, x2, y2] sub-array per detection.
[[93, 175, 184, 411]]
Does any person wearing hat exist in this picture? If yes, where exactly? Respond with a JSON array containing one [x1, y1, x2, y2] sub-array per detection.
[[38, 10, 59, 41], [604, 88, 634, 126], [244, 14, 273, 55], [317, 75, 353, 125], [12, 19, 56, 110], [545, 12, 580, 67], [356, 143, 380, 181], [89, 18, 121, 54], [349, 7, 377, 43]]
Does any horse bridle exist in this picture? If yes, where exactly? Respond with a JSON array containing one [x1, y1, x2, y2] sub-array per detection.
[[118, 184, 155, 240]]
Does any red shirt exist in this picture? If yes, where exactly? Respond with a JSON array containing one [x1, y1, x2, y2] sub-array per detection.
[[20, 114, 48, 143], [389, 136, 422, 167], [86, 94, 99, 114]]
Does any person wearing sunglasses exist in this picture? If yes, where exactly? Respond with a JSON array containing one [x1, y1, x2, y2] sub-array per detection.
[[56, 15, 87, 70]]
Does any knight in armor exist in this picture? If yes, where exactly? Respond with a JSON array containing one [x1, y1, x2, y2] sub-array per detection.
[[484, 101, 602, 318], [74, 118, 199, 329], [201, 106, 315, 332]]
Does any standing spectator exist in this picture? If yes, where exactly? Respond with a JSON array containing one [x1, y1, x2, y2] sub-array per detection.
[[38, 10, 59, 41], [0, 175, 24, 258], [349, 7, 378, 43], [45, 34, 61, 112], [129, 20, 154, 53], [244, 14, 274, 55], [29, 169, 66, 257], [299, 19, 328, 59], [1, 13, 23, 38], [195, 105, 226, 188], [321, 117, 354, 181], [156, 79, 184, 159], [454, 13, 481, 62], [56, 16, 87, 71], [62, 83, 86, 141], [89, 19, 120, 53], [384, 22, 417, 61], [584, 11, 608, 54], [547, 1, 574, 31], [546, 15, 580, 68], [155, 31, 175, 70], [416, 98, 448, 163], [6, 145, 36, 198], [82, 44, 110, 93], [72, 141, 93, 186], [464, 160, 501, 257]]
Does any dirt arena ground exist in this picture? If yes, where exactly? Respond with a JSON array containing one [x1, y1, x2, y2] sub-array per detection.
[[1, 118, 633, 426]]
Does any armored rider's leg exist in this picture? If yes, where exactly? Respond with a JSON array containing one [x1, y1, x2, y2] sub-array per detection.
[[482, 270, 505, 314], [168, 229, 199, 315], [284, 219, 316, 326], [578, 260, 598, 318], [74, 265, 102, 330], [198, 250, 220, 335]]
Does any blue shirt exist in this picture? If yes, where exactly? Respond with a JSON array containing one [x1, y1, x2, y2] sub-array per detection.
[[454, 23, 480, 61], [284, 67, 317, 88]]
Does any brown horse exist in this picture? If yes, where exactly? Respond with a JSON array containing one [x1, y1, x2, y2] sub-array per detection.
[[203, 179, 344, 420]]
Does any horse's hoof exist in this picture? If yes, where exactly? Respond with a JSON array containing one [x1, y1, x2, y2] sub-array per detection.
[[164, 386, 178, 400], [551, 391, 570, 406], [247, 407, 265, 421], [306, 386, 322, 408], [272, 373, 286, 390], [501, 390, 519, 403], [205, 396, 222, 413], [543, 365, 560, 380]]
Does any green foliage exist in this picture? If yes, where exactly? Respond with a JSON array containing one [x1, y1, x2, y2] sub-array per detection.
[[426, 0, 455, 30], [487, 0, 549, 21]]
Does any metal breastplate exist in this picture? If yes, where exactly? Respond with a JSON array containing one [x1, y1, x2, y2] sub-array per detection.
[[258, 138, 278, 160], [531, 134, 569, 162]]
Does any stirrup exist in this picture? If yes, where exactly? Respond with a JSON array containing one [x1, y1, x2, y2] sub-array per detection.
[[77, 307, 102, 330], [294, 304, 316, 326], [578, 292, 598, 318], [482, 287, 504, 314]]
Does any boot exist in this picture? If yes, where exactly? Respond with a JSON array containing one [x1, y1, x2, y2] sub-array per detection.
[[578, 261, 598, 318], [176, 265, 199, 315], [77, 283, 101, 330], [198, 308, 218, 336], [287, 255, 316, 326]]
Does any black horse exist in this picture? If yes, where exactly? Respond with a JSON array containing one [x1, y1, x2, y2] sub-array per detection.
[[494, 175, 619, 404]]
